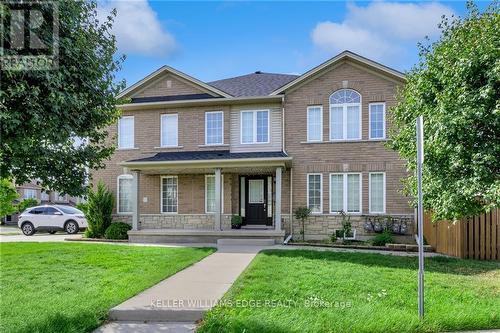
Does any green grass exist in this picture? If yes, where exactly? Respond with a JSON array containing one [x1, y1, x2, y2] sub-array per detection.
[[0, 242, 214, 333], [199, 250, 500, 333]]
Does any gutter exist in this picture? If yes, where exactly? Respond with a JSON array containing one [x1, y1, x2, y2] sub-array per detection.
[[118, 95, 283, 110]]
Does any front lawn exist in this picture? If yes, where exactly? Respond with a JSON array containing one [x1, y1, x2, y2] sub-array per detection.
[[199, 250, 500, 333], [0, 242, 214, 333]]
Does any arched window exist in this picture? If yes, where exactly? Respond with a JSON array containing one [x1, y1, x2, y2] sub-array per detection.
[[117, 174, 133, 213], [329, 89, 361, 140]]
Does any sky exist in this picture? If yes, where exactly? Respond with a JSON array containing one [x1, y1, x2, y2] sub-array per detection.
[[97, 1, 492, 88]]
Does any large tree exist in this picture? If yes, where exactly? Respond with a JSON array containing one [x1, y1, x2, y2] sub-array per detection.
[[0, 0, 125, 196], [390, 1, 499, 221]]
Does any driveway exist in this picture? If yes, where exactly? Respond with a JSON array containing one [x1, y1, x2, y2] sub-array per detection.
[[0, 228, 82, 242]]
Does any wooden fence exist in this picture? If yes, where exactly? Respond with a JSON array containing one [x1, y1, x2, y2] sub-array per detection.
[[423, 209, 499, 260]]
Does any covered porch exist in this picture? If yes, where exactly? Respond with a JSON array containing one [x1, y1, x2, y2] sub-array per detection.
[[120, 151, 292, 243]]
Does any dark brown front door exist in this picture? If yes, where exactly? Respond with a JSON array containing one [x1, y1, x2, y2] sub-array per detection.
[[245, 176, 268, 225]]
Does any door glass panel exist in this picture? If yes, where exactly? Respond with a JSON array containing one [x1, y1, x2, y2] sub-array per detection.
[[248, 180, 264, 203], [44, 207, 59, 215]]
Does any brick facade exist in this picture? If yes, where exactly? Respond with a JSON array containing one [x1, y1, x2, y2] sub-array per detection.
[[92, 56, 414, 241]]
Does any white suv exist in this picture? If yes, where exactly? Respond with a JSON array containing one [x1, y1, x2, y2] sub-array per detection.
[[18, 205, 87, 236]]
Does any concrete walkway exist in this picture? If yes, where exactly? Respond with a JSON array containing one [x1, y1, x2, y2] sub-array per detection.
[[107, 245, 262, 323]]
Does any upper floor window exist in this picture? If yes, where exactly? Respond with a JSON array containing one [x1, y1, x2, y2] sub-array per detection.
[[161, 114, 178, 147], [23, 189, 37, 199], [241, 110, 269, 144], [118, 116, 134, 149], [307, 106, 323, 142], [205, 111, 223, 145], [369, 103, 386, 139], [117, 175, 133, 213], [329, 89, 361, 141]]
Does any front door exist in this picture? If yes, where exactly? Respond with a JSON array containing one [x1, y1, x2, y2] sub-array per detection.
[[245, 177, 269, 225]]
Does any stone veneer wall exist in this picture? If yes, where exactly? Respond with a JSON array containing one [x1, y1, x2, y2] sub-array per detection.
[[282, 214, 414, 241], [114, 214, 233, 230]]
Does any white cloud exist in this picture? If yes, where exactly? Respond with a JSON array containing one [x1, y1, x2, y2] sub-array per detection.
[[312, 2, 455, 62], [98, 0, 176, 56]]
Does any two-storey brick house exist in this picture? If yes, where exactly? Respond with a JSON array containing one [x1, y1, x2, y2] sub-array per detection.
[[92, 51, 414, 243]]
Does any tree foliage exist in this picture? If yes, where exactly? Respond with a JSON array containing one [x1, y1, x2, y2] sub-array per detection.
[[0, 0, 125, 195], [389, 1, 500, 221], [0, 179, 19, 219], [17, 198, 39, 214]]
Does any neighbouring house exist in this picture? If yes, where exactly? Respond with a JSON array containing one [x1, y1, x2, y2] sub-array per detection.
[[3, 182, 84, 225], [92, 51, 414, 243]]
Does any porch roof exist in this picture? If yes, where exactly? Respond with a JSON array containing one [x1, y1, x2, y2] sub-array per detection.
[[120, 150, 292, 172]]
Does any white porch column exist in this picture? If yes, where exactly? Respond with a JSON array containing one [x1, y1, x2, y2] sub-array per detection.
[[214, 168, 222, 230], [275, 167, 282, 231], [131, 171, 140, 231]]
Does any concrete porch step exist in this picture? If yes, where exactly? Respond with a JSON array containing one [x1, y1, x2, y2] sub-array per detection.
[[217, 238, 275, 246]]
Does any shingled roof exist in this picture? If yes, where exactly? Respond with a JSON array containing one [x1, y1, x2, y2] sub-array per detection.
[[126, 150, 289, 163], [208, 72, 299, 97]]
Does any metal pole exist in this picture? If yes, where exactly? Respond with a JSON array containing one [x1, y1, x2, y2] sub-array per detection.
[[416, 116, 425, 319]]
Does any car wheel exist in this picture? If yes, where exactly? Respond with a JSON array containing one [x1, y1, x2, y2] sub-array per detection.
[[65, 221, 79, 234], [48, 230, 57, 234], [21, 222, 35, 236]]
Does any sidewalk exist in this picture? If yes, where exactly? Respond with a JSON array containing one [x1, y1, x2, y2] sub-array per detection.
[[106, 245, 262, 323]]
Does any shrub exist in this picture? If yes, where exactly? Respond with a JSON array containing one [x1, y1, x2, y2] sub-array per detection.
[[85, 182, 114, 238], [294, 206, 311, 241], [17, 198, 39, 213], [76, 202, 89, 216], [330, 233, 337, 243], [371, 230, 394, 246], [104, 222, 131, 240], [231, 215, 242, 226]]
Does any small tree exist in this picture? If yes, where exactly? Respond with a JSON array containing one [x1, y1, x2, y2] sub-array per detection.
[[17, 198, 39, 214], [85, 182, 114, 238], [294, 206, 311, 241], [340, 210, 352, 241], [0, 179, 19, 224]]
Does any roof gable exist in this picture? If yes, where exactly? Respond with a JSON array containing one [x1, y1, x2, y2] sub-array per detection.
[[118, 66, 232, 99], [270, 51, 405, 95]]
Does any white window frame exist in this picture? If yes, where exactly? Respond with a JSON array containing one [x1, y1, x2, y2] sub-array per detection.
[[160, 114, 179, 147], [23, 189, 37, 200], [306, 173, 323, 214], [307, 105, 323, 142], [205, 174, 224, 213], [117, 174, 133, 214], [329, 90, 362, 141], [329, 173, 362, 214], [240, 110, 270, 144], [118, 116, 135, 149], [369, 172, 386, 213], [205, 111, 224, 145], [369, 102, 386, 140], [160, 176, 178, 214]]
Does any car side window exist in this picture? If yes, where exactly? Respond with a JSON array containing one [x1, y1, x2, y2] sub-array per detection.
[[44, 207, 59, 215], [29, 208, 44, 215]]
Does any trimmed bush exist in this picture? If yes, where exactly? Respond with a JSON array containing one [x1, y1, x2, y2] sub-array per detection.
[[104, 222, 131, 240], [371, 230, 394, 246], [85, 182, 114, 238]]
